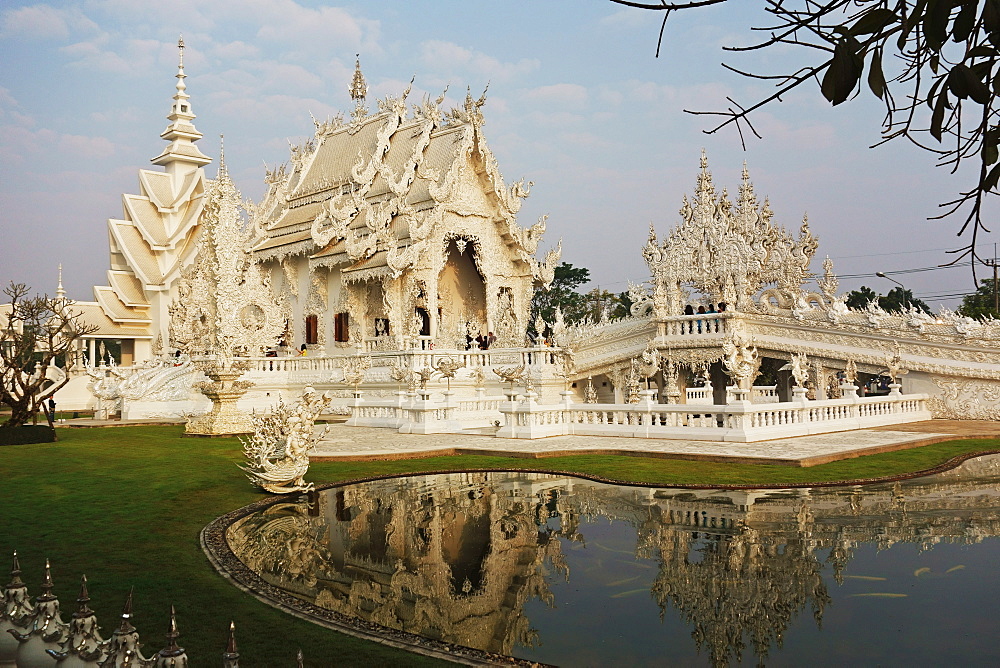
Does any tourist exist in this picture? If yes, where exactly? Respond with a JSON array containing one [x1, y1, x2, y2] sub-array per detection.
[[697, 305, 706, 333], [486, 332, 496, 349], [684, 304, 695, 334], [707, 303, 717, 332], [476, 333, 485, 350], [299, 344, 308, 356]]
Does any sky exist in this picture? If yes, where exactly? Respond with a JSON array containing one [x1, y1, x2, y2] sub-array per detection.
[[1, 0, 997, 310]]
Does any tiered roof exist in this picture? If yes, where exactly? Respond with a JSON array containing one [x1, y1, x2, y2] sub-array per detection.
[[89, 37, 210, 332]]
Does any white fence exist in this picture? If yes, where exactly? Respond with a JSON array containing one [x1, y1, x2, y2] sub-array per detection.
[[686, 383, 779, 405], [496, 386, 930, 442], [345, 384, 931, 442], [346, 392, 508, 434]]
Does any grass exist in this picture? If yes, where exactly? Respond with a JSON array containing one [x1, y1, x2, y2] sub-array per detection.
[[1, 426, 997, 666]]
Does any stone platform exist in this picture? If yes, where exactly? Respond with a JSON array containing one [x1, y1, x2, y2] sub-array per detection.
[[308, 420, 998, 467]]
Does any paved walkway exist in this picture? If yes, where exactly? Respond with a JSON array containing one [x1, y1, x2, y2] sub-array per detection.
[[49, 415, 999, 467], [309, 422, 971, 467]]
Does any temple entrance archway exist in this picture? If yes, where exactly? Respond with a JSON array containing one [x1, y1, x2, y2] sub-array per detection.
[[438, 237, 487, 347]]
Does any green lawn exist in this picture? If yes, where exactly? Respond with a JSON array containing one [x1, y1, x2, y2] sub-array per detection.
[[1, 426, 996, 666]]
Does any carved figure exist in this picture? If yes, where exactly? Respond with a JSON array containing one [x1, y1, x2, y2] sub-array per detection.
[[790, 353, 810, 388], [721, 333, 760, 390], [240, 387, 332, 494], [433, 357, 465, 391]]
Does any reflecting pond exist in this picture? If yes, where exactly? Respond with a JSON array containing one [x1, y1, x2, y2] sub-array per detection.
[[226, 457, 1000, 666]]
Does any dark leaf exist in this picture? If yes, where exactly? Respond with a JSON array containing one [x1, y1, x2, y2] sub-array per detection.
[[821, 40, 864, 105], [852, 8, 898, 35], [899, 0, 927, 50], [923, 0, 951, 50], [985, 0, 1000, 33], [930, 90, 948, 141], [950, 63, 992, 103], [868, 47, 886, 98], [967, 45, 998, 59], [953, 1, 978, 42], [984, 162, 1000, 191], [931, 53, 941, 74]]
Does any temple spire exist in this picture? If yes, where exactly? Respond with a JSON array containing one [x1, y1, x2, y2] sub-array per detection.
[[349, 55, 369, 121], [56, 264, 65, 301], [151, 35, 211, 171]]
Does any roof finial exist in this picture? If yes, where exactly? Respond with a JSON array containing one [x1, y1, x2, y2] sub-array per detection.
[[349, 55, 369, 122], [151, 35, 210, 168], [56, 264, 65, 301], [217, 134, 228, 180]]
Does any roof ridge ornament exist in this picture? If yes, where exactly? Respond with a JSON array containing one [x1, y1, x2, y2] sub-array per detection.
[[349, 55, 369, 122]]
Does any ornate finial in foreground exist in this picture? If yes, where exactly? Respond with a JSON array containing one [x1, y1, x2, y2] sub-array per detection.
[[118, 588, 136, 634], [222, 621, 239, 668], [39, 558, 55, 601], [75, 574, 93, 617], [8, 549, 24, 588], [157, 604, 187, 661]]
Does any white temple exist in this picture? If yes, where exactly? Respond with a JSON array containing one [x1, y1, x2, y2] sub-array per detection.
[[29, 41, 1000, 435]]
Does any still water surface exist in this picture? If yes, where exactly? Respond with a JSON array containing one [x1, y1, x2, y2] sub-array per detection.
[[227, 456, 1000, 666]]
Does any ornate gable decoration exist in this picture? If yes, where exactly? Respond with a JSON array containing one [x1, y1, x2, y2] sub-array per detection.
[[170, 153, 286, 356], [643, 153, 817, 313]]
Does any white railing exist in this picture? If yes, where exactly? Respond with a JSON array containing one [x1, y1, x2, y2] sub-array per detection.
[[657, 313, 731, 338], [726, 384, 779, 404], [686, 384, 714, 405], [496, 387, 931, 442], [244, 346, 562, 375], [346, 393, 508, 434]]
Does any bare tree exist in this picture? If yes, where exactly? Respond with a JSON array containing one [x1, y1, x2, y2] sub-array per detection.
[[1, 282, 97, 428], [612, 0, 1000, 279]]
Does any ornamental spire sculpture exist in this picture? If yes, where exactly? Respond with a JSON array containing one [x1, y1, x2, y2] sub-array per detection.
[[151, 35, 210, 170], [349, 55, 368, 122]]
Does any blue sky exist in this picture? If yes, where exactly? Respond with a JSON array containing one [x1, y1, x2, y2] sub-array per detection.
[[1, 0, 994, 308]]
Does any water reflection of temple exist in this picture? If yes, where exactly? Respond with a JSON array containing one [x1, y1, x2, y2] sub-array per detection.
[[225, 456, 1000, 665]]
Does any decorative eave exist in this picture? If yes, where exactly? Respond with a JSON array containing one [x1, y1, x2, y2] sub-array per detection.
[[94, 287, 152, 325], [107, 270, 150, 308], [107, 220, 166, 286]]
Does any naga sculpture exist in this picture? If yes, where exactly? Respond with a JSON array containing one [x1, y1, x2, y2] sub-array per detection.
[[240, 387, 332, 494]]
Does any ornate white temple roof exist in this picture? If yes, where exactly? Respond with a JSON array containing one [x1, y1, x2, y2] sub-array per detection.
[[251, 64, 551, 278]]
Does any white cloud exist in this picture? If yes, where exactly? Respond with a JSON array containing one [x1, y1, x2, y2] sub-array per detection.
[[420, 40, 539, 82], [523, 83, 588, 106], [0, 4, 98, 40]]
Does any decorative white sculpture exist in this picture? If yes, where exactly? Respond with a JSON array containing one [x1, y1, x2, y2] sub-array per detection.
[[721, 332, 760, 392], [241, 387, 332, 494]]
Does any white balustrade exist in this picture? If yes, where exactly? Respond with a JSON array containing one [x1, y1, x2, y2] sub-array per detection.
[[496, 390, 931, 442]]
